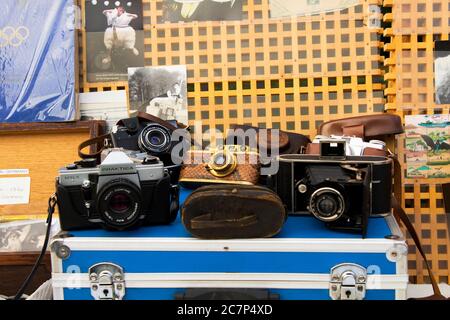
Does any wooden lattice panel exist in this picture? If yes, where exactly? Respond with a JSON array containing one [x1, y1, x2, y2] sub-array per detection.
[[384, 0, 450, 284], [79, 0, 385, 139]]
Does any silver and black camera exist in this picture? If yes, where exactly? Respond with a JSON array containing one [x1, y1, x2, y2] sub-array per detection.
[[312, 135, 387, 157], [274, 140, 392, 237], [56, 151, 179, 231]]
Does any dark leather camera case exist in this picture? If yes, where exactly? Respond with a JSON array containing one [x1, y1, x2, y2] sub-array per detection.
[[182, 185, 287, 239], [228, 124, 311, 155]]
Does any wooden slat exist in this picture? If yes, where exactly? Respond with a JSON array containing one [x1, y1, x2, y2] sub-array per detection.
[[0, 121, 106, 220]]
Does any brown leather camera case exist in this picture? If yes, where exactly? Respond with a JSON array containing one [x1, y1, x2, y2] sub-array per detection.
[[305, 114, 404, 156], [318, 114, 404, 139], [182, 185, 287, 239]]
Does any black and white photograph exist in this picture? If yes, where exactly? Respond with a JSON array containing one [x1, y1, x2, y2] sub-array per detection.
[[269, 0, 358, 19], [85, 0, 145, 83], [128, 66, 188, 125], [435, 41, 450, 105], [162, 0, 244, 22], [0, 221, 50, 252]]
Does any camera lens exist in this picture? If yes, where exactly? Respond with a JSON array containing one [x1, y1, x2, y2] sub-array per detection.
[[317, 197, 338, 217], [149, 131, 165, 147], [138, 124, 172, 155], [207, 150, 238, 178], [214, 154, 226, 166], [98, 179, 142, 229], [108, 193, 132, 214], [309, 187, 345, 222]]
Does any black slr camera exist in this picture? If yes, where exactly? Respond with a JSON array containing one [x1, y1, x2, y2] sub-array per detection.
[[274, 140, 392, 237], [111, 113, 186, 167], [56, 150, 179, 231]]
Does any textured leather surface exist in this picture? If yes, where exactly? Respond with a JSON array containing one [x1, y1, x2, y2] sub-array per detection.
[[182, 185, 287, 239], [228, 124, 310, 155], [319, 114, 404, 138], [179, 150, 261, 187]]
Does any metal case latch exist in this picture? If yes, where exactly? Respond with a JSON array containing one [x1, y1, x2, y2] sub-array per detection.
[[330, 263, 367, 300], [89, 263, 125, 300]]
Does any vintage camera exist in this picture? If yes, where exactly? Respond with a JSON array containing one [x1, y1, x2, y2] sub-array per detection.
[[56, 151, 179, 231], [179, 145, 261, 188], [274, 140, 392, 236], [111, 115, 185, 166], [310, 135, 387, 157]]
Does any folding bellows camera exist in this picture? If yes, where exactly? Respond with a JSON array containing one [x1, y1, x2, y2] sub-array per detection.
[[274, 139, 393, 237]]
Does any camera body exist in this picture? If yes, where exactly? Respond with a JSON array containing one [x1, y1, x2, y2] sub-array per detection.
[[179, 145, 261, 188], [274, 141, 392, 236], [56, 151, 179, 231], [111, 115, 183, 166], [312, 135, 387, 156]]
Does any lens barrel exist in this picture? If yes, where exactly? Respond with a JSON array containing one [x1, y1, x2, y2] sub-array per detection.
[[309, 187, 345, 222], [138, 124, 172, 155], [97, 179, 143, 229]]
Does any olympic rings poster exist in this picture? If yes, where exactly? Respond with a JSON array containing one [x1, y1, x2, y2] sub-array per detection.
[[0, 0, 76, 123]]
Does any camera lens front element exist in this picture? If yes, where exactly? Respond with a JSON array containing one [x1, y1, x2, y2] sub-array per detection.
[[109, 192, 132, 214], [138, 124, 172, 155], [207, 149, 238, 178], [97, 179, 143, 229], [309, 187, 345, 222]]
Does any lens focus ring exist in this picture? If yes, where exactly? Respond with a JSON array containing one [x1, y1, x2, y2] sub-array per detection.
[[138, 124, 172, 155], [97, 179, 142, 229], [309, 187, 345, 222]]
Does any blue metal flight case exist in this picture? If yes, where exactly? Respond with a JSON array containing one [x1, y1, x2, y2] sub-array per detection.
[[51, 189, 408, 300]]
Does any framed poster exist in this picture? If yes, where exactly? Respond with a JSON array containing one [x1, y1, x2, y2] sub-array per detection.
[[0, 0, 76, 123], [84, 0, 145, 83], [405, 114, 450, 179]]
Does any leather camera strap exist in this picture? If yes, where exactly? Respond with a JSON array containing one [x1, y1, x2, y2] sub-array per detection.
[[78, 133, 113, 159], [78, 113, 188, 160], [169, 185, 180, 222], [443, 183, 450, 234], [129, 112, 187, 131], [391, 195, 447, 300], [191, 213, 258, 230], [390, 155, 447, 300]]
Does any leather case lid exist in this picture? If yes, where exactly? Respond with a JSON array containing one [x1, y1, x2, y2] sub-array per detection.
[[319, 114, 404, 138]]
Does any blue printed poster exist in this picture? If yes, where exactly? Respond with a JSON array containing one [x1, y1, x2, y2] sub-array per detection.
[[0, 0, 76, 122]]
